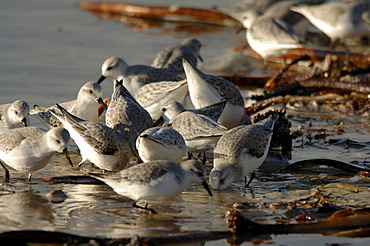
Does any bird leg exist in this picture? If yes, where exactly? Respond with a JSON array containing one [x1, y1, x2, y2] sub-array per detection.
[[0, 161, 10, 183], [77, 161, 84, 169], [133, 201, 157, 214], [198, 152, 207, 165], [339, 41, 350, 52], [331, 38, 350, 52], [187, 152, 193, 160], [244, 171, 256, 187]]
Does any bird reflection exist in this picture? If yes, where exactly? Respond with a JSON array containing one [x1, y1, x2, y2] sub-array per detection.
[[0, 191, 54, 230]]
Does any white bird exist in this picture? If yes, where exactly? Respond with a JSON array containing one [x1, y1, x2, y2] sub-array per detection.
[[160, 100, 228, 156], [0, 100, 29, 134], [182, 59, 249, 129], [209, 113, 279, 190], [33, 81, 106, 128], [134, 79, 189, 120], [105, 80, 153, 148], [89, 159, 212, 213], [136, 126, 187, 163], [96, 57, 182, 95], [240, 9, 304, 66], [151, 38, 203, 76], [0, 126, 72, 182], [291, 2, 370, 49], [51, 104, 133, 172]]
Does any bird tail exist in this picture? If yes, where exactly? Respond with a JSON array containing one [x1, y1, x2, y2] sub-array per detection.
[[53, 104, 85, 125]]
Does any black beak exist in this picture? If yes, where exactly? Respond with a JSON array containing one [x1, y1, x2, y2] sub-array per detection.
[[21, 117, 28, 127], [153, 115, 165, 127], [202, 180, 213, 197], [198, 54, 204, 62], [63, 148, 73, 168], [96, 75, 106, 84], [97, 97, 108, 111], [236, 26, 245, 34]]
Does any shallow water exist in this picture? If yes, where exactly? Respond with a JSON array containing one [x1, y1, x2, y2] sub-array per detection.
[[1, 0, 370, 245]]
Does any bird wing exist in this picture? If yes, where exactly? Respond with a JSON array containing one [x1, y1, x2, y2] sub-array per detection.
[[171, 111, 227, 139], [151, 45, 176, 69]]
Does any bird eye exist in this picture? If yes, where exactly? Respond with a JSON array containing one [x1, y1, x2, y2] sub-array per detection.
[[89, 90, 93, 94], [56, 140, 61, 144], [107, 66, 112, 71], [220, 178, 225, 184], [161, 108, 166, 112]]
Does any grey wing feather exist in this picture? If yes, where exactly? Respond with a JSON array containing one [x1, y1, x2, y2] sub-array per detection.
[[80, 123, 121, 155], [151, 45, 177, 69], [171, 112, 227, 139], [190, 99, 227, 122]]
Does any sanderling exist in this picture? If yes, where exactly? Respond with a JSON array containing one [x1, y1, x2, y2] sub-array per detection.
[[151, 38, 203, 76], [209, 113, 279, 190], [136, 126, 187, 163], [240, 9, 304, 66], [291, 2, 370, 49], [106, 80, 152, 148], [33, 81, 106, 128], [51, 104, 133, 172], [90, 159, 212, 213], [96, 57, 182, 95], [134, 79, 189, 120], [161, 100, 228, 156], [0, 100, 29, 134], [154, 99, 228, 127], [182, 59, 248, 129], [0, 126, 72, 182]]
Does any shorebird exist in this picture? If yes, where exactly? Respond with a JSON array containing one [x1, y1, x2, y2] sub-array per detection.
[[33, 81, 106, 128], [182, 59, 248, 129], [136, 126, 187, 163], [160, 100, 228, 159], [0, 126, 72, 182], [90, 159, 212, 213], [151, 38, 203, 76], [51, 104, 133, 172], [209, 113, 279, 190], [291, 2, 370, 49], [96, 56, 182, 95], [105, 80, 153, 149], [0, 100, 29, 134], [240, 9, 304, 66]]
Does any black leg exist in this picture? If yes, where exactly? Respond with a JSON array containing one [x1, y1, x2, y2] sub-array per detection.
[[0, 161, 10, 183], [244, 171, 256, 187], [202, 152, 207, 165], [339, 41, 350, 52], [132, 201, 157, 214], [77, 161, 84, 169], [187, 152, 193, 160]]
